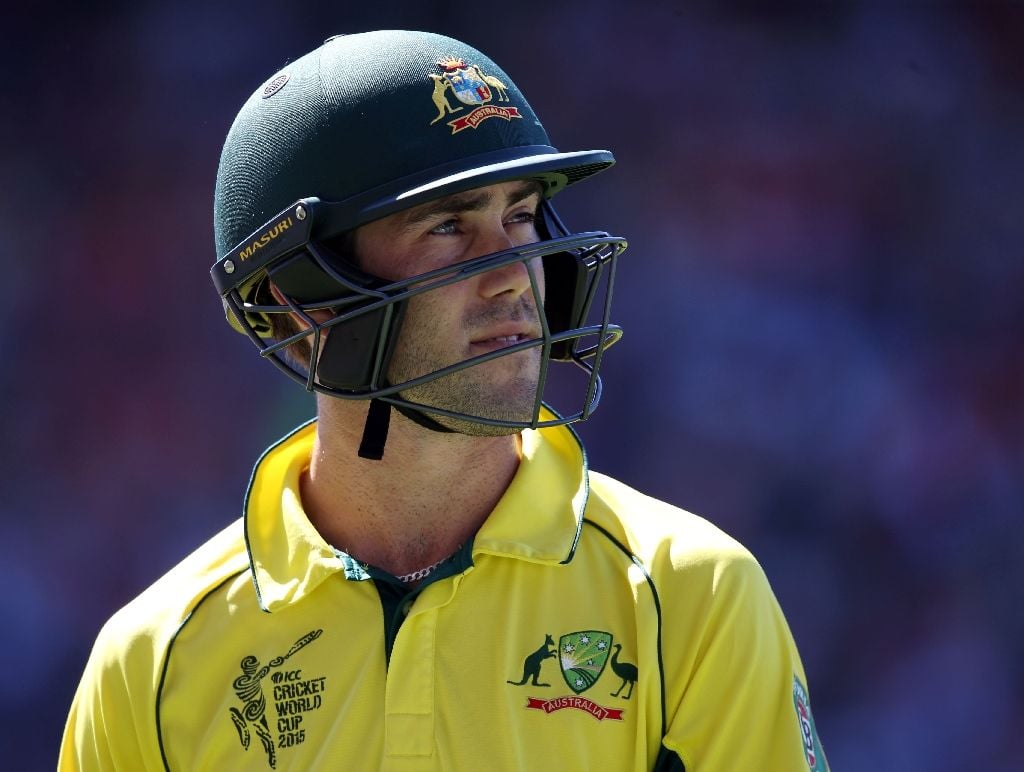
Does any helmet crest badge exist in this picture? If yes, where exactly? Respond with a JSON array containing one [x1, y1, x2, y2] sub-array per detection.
[[428, 57, 521, 134]]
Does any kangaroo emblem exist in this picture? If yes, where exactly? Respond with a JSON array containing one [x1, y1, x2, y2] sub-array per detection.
[[428, 73, 463, 125], [507, 634, 557, 687]]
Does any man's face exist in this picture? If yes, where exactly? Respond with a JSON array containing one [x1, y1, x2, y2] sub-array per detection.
[[353, 180, 547, 434]]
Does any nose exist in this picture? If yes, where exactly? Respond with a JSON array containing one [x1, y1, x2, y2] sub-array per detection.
[[473, 227, 539, 300], [477, 256, 537, 300]]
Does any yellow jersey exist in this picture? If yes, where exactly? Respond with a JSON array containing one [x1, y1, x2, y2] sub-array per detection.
[[60, 419, 827, 771]]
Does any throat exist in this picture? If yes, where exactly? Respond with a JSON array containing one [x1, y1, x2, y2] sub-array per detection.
[[299, 418, 523, 579]]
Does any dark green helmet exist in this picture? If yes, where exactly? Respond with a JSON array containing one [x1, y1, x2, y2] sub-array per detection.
[[214, 30, 613, 258], [210, 30, 627, 457]]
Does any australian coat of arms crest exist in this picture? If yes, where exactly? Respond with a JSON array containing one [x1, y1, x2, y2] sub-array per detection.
[[428, 57, 522, 133]]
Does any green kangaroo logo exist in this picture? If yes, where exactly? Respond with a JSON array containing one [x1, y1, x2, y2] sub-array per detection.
[[507, 634, 557, 687]]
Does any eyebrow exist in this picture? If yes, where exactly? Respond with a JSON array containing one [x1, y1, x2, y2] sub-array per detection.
[[397, 180, 544, 230]]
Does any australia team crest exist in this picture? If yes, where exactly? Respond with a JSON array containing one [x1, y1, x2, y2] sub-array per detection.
[[428, 57, 521, 134], [507, 630, 634, 722], [559, 631, 612, 694]]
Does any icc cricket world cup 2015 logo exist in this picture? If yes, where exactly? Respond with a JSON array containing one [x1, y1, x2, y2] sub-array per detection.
[[227, 630, 326, 769]]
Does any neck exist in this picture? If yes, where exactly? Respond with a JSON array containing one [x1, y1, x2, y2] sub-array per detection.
[[299, 397, 522, 577]]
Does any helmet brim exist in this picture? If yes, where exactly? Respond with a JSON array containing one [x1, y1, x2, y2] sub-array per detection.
[[345, 146, 615, 230]]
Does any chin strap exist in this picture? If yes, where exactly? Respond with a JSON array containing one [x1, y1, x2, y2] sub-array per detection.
[[394, 404, 456, 434], [357, 399, 392, 460], [356, 398, 455, 460]]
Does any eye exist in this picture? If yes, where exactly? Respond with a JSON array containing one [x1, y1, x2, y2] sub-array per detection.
[[506, 208, 537, 227], [430, 218, 459, 236]]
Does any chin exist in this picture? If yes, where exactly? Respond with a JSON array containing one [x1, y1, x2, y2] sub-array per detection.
[[399, 368, 541, 435]]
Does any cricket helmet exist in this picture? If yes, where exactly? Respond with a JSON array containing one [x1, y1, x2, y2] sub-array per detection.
[[211, 30, 627, 457]]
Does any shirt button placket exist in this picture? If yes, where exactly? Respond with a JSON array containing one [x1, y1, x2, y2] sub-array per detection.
[[384, 606, 436, 764]]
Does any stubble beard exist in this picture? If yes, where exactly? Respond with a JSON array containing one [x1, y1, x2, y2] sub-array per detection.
[[386, 295, 543, 436]]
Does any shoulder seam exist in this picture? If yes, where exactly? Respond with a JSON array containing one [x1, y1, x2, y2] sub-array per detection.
[[155, 567, 250, 771], [582, 519, 667, 740]]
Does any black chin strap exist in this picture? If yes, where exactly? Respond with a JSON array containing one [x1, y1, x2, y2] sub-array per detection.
[[394, 404, 455, 434], [357, 399, 392, 460], [356, 398, 454, 460]]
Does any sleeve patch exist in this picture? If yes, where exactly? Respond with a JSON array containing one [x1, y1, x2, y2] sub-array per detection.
[[793, 675, 827, 771]]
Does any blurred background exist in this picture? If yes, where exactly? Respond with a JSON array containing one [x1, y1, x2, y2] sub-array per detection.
[[3, 1, 1022, 769]]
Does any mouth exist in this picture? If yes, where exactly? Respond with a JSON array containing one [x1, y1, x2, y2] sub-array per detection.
[[469, 332, 532, 353]]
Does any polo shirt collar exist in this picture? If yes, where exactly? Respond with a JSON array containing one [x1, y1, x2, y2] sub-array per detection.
[[472, 415, 589, 564], [244, 412, 589, 613]]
